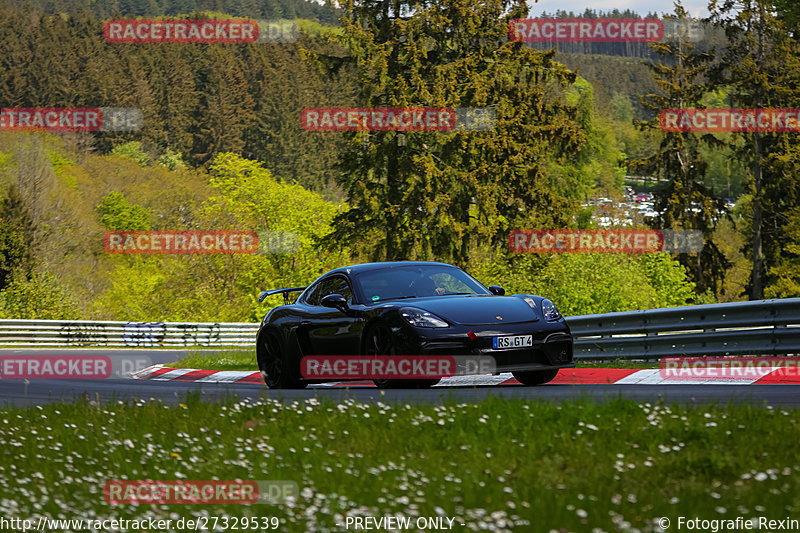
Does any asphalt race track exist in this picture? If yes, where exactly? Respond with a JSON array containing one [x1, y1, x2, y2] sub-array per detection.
[[2, 349, 800, 407]]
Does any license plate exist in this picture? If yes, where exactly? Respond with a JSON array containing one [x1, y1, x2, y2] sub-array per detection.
[[492, 335, 533, 349]]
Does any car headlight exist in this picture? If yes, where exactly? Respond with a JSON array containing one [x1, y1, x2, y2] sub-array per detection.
[[523, 296, 537, 312], [399, 307, 449, 328], [541, 299, 562, 321]]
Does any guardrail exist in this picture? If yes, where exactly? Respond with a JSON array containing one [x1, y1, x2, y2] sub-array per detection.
[[1, 298, 799, 358], [567, 298, 800, 360], [0, 320, 258, 347]]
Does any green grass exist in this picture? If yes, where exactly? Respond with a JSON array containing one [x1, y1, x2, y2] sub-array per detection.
[[0, 397, 798, 532], [168, 349, 256, 371]]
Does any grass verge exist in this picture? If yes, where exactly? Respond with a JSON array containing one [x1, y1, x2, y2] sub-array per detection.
[[0, 396, 797, 532], [168, 349, 256, 371]]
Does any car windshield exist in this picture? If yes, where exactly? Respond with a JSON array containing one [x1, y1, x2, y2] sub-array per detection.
[[355, 265, 490, 303]]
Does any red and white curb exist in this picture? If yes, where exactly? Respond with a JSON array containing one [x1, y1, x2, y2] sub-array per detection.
[[132, 365, 800, 386]]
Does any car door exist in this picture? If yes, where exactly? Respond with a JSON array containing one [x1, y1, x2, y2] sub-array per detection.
[[299, 276, 362, 356]]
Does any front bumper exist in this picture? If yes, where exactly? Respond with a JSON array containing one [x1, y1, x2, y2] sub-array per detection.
[[395, 321, 574, 373]]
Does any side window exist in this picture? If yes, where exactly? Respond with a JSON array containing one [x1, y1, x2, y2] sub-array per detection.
[[305, 277, 353, 306], [303, 282, 325, 306], [325, 277, 353, 305]]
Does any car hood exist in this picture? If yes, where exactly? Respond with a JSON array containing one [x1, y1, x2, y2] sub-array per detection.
[[401, 295, 539, 326]]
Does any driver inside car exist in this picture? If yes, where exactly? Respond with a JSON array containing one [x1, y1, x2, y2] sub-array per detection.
[[408, 276, 446, 297]]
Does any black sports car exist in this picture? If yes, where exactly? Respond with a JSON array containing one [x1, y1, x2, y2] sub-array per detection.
[[256, 261, 573, 388]]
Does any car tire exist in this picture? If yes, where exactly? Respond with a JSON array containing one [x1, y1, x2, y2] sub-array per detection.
[[364, 322, 440, 389], [257, 329, 306, 389], [512, 368, 559, 385]]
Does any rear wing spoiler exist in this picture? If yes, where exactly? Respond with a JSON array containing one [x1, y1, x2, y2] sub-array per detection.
[[259, 287, 307, 304]]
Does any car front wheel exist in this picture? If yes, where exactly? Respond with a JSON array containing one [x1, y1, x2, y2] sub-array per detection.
[[512, 368, 559, 386], [365, 322, 440, 389]]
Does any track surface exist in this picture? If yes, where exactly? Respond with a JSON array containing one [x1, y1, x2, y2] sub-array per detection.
[[2, 349, 799, 407]]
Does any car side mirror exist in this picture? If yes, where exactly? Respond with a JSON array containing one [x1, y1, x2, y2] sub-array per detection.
[[488, 285, 505, 295], [321, 293, 348, 311]]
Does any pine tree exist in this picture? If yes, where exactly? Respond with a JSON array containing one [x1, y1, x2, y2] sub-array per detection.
[[153, 46, 200, 158], [319, 0, 584, 266], [190, 46, 255, 166], [707, 0, 800, 299], [637, 4, 729, 296]]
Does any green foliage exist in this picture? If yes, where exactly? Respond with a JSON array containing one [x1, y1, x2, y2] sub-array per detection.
[[609, 91, 634, 123], [775, 0, 800, 33], [96, 259, 212, 322], [110, 142, 151, 166], [587, 119, 627, 194], [97, 153, 348, 322], [700, 140, 748, 199], [558, 77, 626, 197], [96, 191, 152, 231], [0, 225, 28, 291], [1, 0, 340, 24], [157, 149, 185, 171], [0, 1, 795, 319], [294, 18, 342, 37], [0, 6, 351, 195], [555, 53, 659, 120], [765, 207, 800, 298], [574, 206, 595, 229], [566, 77, 594, 128], [50, 151, 78, 188], [0, 271, 80, 319], [471, 251, 696, 316], [692, 289, 719, 305], [0, 183, 34, 290], [528, 253, 695, 315], [637, 253, 697, 307], [49, 151, 75, 174]]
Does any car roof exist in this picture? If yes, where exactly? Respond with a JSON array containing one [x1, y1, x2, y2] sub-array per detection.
[[326, 261, 457, 277]]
